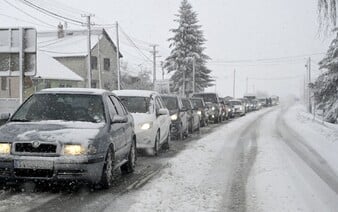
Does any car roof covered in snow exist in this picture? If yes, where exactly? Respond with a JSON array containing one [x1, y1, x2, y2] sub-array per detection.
[[113, 90, 159, 97], [38, 88, 110, 95]]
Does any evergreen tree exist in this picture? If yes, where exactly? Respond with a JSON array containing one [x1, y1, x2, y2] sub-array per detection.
[[164, 0, 213, 95], [312, 32, 338, 123]]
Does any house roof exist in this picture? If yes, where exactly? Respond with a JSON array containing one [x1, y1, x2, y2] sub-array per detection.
[[34, 52, 83, 81], [38, 28, 123, 58]]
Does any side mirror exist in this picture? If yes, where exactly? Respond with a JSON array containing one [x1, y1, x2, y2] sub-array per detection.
[[0, 113, 10, 121], [111, 115, 128, 124], [0, 113, 10, 126], [157, 108, 169, 116]]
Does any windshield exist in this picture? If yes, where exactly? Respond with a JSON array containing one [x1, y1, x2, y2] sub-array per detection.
[[193, 94, 218, 103], [230, 101, 242, 106], [191, 99, 204, 108], [11, 94, 105, 123], [161, 96, 178, 110], [182, 99, 192, 109], [118, 96, 150, 113]]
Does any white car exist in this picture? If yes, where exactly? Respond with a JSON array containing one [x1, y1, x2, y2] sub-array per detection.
[[113, 90, 171, 155], [229, 100, 246, 116]]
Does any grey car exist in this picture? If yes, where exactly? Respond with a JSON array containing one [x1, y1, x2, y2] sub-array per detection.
[[0, 88, 136, 188]]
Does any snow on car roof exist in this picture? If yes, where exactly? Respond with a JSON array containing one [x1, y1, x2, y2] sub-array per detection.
[[39, 88, 109, 95], [113, 89, 158, 97]]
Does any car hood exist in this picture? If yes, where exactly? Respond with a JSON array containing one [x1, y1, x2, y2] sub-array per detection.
[[131, 113, 154, 126], [0, 121, 104, 144]]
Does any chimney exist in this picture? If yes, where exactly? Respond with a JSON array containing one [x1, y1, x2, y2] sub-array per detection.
[[57, 23, 64, 38]]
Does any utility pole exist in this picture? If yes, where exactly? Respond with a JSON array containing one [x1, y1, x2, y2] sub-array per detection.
[[19, 28, 24, 104], [97, 35, 102, 89], [306, 57, 312, 113], [116, 21, 121, 90], [160, 61, 165, 80], [150, 45, 158, 85], [233, 69, 236, 98], [192, 58, 196, 94], [82, 14, 94, 88]]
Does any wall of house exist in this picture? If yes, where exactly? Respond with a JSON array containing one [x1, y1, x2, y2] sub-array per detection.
[[90, 34, 118, 90]]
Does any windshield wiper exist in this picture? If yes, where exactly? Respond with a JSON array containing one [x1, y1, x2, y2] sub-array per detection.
[[10, 119, 31, 122]]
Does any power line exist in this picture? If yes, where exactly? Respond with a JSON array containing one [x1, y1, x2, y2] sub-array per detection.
[[118, 25, 153, 63], [0, 13, 54, 29], [248, 74, 304, 81], [3, 0, 56, 28], [18, 0, 85, 25], [211, 52, 326, 64]]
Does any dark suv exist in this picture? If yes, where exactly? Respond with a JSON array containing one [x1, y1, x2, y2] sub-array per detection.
[[192, 93, 222, 123], [190, 97, 209, 127], [161, 95, 189, 140], [0, 88, 136, 188]]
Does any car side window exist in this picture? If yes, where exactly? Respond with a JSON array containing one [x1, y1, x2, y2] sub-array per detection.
[[106, 96, 118, 118], [110, 96, 125, 116], [155, 97, 162, 110]]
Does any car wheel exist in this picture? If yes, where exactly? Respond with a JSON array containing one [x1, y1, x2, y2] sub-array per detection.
[[153, 132, 160, 156], [121, 139, 136, 174], [99, 147, 114, 189], [162, 131, 170, 150]]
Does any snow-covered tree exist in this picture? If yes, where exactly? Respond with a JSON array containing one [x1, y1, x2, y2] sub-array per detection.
[[164, 0, 213, 95], [312, 32, 338, 123]]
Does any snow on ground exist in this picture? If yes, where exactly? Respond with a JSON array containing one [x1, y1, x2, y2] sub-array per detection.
[[246, 108, 338, 212], [283, 103, 338, 174], [106, 109, 270, 212]]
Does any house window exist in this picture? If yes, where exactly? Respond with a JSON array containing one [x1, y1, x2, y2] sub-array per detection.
[[1, 77, 7, 91], [104, 58, 110, 71], [91, 56, 98, 70]]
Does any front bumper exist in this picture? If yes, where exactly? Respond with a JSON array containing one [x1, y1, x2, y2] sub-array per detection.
[[0, 154, 105, 184]]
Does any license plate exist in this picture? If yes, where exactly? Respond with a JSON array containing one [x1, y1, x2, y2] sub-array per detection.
[[14, 160, 53, 169]]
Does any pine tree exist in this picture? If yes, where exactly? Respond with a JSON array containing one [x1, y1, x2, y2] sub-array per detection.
[[164, 0, 213, 95], [312, 32, 338, 123]]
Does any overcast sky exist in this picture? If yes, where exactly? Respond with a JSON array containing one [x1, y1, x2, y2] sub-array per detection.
[[0, 0, 334, 98]]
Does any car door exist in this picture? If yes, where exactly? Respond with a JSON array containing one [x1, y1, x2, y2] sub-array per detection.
[[109, 96, 130, 160], [106, 96, 126, 162], [178, 98, 188, 132], [155, 96, 169, 143]]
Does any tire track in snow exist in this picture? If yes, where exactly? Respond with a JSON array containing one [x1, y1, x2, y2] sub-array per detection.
[[276, 111, 338, 195], [225, 109, 274, 212]]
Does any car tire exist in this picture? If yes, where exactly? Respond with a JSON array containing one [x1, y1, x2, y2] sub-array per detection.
[[153, 132, 160, 156], [121, 139, 136, 174], [99, 147, 114, 189], [162, 131, 170, 150]]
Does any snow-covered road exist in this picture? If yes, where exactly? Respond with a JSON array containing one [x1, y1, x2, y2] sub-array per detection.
[[1, 102, 338, 212]]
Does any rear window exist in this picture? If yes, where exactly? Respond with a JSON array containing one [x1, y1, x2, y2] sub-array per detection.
[[230, 101, 242, 106]]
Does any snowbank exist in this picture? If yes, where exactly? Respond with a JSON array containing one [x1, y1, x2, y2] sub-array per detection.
[[283, 104, 338, 174]]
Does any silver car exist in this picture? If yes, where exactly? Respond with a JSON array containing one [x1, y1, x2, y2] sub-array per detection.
[[0, 88, 136, 188]]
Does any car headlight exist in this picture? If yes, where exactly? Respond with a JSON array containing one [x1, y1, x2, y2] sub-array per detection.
[[211, 106, 216, 111], [64, 144, 85, 156], [0, 143, 10, 154], [171, 114, 178, 121], [228, 109, 231, 112], [140, 122, 153, 130], [197, 111, 202, 115]]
